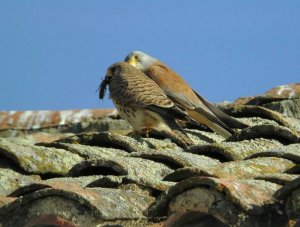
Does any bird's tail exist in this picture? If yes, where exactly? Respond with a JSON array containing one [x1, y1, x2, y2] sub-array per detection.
[[193, 90, 248, 129], [160, 117, 194, 149], [188, 109, 233, 139]]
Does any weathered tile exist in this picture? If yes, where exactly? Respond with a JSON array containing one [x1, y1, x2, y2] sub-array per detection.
[[186, 129, 225, 144], [188, 138, 283, 161], [0, 182, 154, 226], [274, 176, 300, 220], [0, 109, 113, 130], [0, 84, 299, 226], [263, 98, 300, 120], [0, 196, 16, 209], [45, 176, 105, 188], [0, 168, 40, 196], [265, 84, 300, 98], [274, 176, 300, 200], [228, 124, 299, 144], [68, 156, 173, 180], [57, 132, 183, 153], [87, 175, 174, 196], [208, 157, 295, 179], [131, 149, 220, 169], [248, 143, 300, 163], [255, 173, 299, 185], [223, 105, 294, 128], [164, 157, 295, 182], [0, 138, 83, 175], [39, 142, 130, 160], [9, 176, 113, 197], [163, 167, 234, 182], [148, 177, 282, 226]]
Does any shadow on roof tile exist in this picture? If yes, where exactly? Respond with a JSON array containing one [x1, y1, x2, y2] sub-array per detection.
[[131, 149, 220, 169], [67, 157, 173, 180], [38, 142, 130, 160], [163, 157, 295, 182], [255, 173, 299, 186], [187, 138, 283, 161], [247, 143, 300, 163], [67, 159, 128, 177], [87, 175, 174, 198], [227, 124, 300, 144], [9, 176, 119, 197], [222, 105, 295, 128], [56, 131, 182, 153], [163, 167, 233, 182], [274, 176, 300, 221], [162, 212, 229, 227]]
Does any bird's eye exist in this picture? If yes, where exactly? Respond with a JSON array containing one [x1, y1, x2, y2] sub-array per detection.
[[134, 55, 139, 60]]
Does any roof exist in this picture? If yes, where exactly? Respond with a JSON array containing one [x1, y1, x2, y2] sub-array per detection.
[[0, 83, 300, 226]]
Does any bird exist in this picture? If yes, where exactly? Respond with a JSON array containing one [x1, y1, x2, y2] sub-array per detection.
[[99, 62, 194, 149], [124, 51, 248, 139]]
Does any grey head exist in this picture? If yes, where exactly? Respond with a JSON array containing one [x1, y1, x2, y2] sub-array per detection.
[[124, 50, 158, 72]]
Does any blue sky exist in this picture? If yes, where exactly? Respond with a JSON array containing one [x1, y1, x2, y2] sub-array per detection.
[[0, 1, 299, 111]]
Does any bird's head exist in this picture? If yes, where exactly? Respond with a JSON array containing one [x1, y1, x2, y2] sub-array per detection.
[[124, 51, 157, 72], [99, 62, 130, 99]]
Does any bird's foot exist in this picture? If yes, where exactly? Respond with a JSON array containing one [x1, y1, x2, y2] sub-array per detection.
[[127, 128, 152, 138]]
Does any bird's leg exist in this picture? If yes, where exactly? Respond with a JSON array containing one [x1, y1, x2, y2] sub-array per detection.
[[140, 127, 151, 138], [127, 128, 151, 138], [126, 130, 141, 137]]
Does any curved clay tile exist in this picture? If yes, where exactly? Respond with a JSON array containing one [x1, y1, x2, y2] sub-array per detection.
[[222, 105, 294, 128], [0, 138, 83, 175], [0, 183, 154, 226], [148, 177, 283, 226], [227, 124, 299, 144], [131, 149, 220, 169], [187, 138, 283, 161]]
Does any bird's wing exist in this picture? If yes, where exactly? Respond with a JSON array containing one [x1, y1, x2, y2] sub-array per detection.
[[146, 63, 213, 111], [144, 63, 236, 137]]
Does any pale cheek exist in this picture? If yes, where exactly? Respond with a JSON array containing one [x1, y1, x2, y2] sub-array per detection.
[[136, 63, 145, 71]]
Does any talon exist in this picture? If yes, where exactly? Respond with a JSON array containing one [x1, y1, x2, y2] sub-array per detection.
[[141, 127, 150, 138]]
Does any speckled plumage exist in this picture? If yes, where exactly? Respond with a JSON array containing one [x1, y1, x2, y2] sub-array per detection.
[[125, 51, 249, 139], [99, 62, 194, 148]]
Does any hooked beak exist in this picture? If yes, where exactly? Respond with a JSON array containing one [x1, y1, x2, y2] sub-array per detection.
[[125, 56, 136, 66], [98, 73, 111, 99]]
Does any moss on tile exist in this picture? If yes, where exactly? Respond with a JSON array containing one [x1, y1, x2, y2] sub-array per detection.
[[0, 138, 83, 175]]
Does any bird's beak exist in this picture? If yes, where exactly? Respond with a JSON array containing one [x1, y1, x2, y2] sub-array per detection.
[[125, 56, 136, 66], [98, 73, 111, 99]]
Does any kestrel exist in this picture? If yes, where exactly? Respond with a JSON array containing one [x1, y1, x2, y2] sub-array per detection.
[[99, 62, 194, 148], [125, 51, 248, 139]]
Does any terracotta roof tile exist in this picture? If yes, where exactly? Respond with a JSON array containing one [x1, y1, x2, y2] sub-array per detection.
[[265, 83, 300, 98], [0, 109, 114, 130], [0, 183, 154, 226], [148, 177, 282, 225], [0, 83, 300, 226], [233, 83, 300, 119]]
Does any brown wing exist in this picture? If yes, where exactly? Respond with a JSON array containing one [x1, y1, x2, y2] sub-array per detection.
[[144, 62, 235, 138]]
